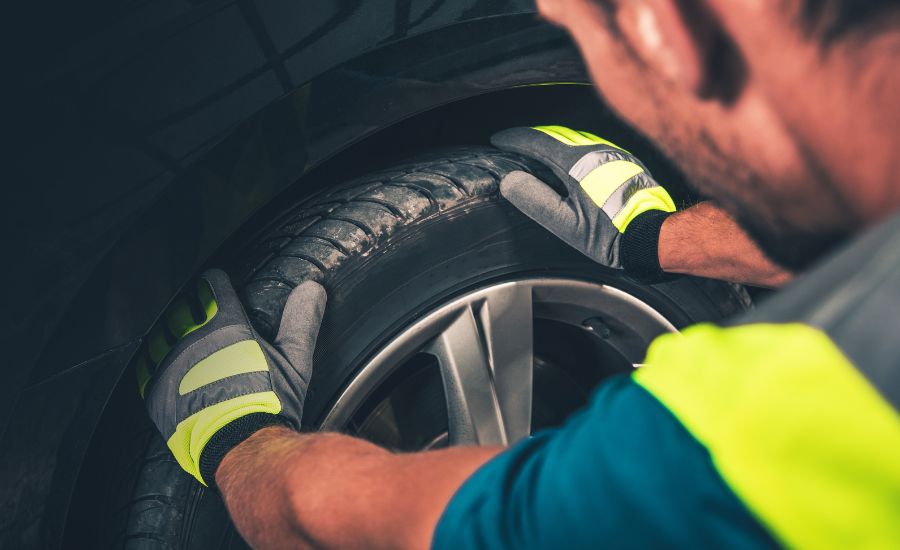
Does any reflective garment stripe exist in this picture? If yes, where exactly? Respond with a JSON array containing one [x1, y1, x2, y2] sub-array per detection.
[[576, 158, 676, 233], [610, 186, 676, 232], [634, 323, 900, 549], [178, 339, 269, 395], [167, 391, 281, 485], [578, 160, 644, 209], [532, 125, 627, 151]]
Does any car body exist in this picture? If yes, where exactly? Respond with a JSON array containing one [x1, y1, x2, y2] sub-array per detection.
[[0, 1, 610, 546]]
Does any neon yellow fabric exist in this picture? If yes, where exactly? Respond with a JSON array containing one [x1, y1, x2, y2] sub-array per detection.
[[179, 340, 269, 395], [165, 297, 196, 338], [147, 325, 171, 365], [634, 323, 900, 550], [147, 281, 220, 370], [532, 125, 626, 151], [136, 353, 152, 398], [611, 186, 676, 232], [579, 160, 645, 208], [166, 288, 216, 339], [167, 391, 282, 485], [197, 280, 219, 328]]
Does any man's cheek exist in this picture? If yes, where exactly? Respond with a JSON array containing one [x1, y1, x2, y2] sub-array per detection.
[[586, 62, 656, 127]]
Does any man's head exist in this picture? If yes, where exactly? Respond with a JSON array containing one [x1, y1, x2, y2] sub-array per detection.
[[538, 0, 900, 270]]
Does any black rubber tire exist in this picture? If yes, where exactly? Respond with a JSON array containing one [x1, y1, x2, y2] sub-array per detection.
[[103, 147, 749, 549]]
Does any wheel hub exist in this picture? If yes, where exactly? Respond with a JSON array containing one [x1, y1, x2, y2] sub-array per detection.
[[321, 278, 677, 450]]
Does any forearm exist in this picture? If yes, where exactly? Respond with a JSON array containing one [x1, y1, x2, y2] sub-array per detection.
[[216, 426, 502, 550], [658, 202, 792, 287]]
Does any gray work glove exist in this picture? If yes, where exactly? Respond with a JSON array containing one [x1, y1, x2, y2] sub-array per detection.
[[493, 125, 677, 280], [137, 269, 326, 486]]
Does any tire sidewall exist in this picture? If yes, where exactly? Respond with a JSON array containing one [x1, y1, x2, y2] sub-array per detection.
[[303, 196, 740, 426]]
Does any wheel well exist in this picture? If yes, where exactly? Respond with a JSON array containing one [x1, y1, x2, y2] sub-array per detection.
[[63, 82, 698, 546], [211, 83, 698, 268], [312, 83, 696, 201]]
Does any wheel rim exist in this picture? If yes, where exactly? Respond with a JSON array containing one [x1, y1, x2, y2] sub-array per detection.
[[321, 278, 677, 447]]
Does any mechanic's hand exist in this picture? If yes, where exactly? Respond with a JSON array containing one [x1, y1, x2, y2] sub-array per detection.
[[136, 269, 326, 486], [492, 125, 676, 272]]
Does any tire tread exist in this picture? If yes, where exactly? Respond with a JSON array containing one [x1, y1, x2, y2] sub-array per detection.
[[239, 147, 538, 339]]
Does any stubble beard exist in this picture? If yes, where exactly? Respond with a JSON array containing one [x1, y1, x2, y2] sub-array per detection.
[[653, 119, 849, 272]]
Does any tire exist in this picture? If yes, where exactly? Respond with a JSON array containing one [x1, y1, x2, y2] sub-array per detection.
[[102, 147, 749, 549]]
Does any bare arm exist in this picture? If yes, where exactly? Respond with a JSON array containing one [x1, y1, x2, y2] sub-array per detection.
[[216, 426, 502, 550], [659, 202, 792, 288]]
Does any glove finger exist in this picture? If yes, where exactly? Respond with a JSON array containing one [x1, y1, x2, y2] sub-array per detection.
[[491, 127, 585, 190], [198, 268, 247, 321], [146, 268, 246, 381], [272, 280, 327, 378], [500, 171, 578, 237]]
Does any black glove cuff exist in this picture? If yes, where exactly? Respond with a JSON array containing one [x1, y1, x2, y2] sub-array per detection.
[[198, 412, 289, 489], [621, 210, 676, 284]]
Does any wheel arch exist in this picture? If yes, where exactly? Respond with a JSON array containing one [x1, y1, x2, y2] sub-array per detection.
[[51, 17, 602, 547]]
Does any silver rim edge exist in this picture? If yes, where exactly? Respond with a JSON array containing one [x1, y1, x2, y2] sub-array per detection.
[[321, 278, 677, 445]]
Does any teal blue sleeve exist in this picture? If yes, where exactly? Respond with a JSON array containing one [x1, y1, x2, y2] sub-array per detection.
[[432, 376, 777, 549]]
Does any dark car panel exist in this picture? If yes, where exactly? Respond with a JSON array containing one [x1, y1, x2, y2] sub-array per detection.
[[2, 1, 596, 546]]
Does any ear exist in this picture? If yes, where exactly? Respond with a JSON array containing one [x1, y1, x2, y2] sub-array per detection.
[[616, 0, 720, 97]]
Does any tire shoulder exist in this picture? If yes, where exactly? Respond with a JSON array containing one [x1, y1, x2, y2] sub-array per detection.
[[240, 147, 535, 338]]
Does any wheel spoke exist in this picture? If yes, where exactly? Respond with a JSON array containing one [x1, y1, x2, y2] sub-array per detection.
[[428, 308, 504, 445], [478, 283, 534, 443], [427, 283, 534, 445]]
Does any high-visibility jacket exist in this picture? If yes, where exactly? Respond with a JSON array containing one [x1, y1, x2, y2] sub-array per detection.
[[434, 212, 900, 549]]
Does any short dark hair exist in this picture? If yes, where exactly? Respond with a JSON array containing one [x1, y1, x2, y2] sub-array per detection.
[[801, 0, 899, 42]]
